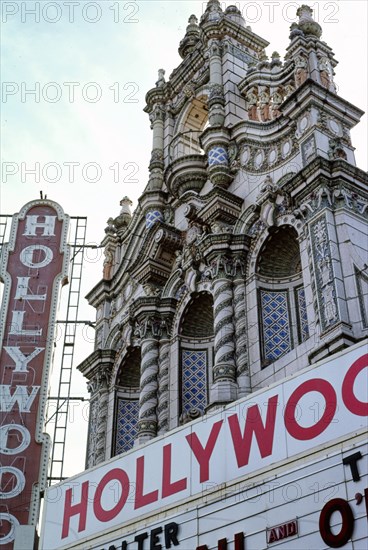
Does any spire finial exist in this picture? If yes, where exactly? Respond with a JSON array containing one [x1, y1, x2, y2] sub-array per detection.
[[295, 5, 322, 38], [178, 14, 200, 58], [201, 0, 223, 24], [156, 69, 165, 88]]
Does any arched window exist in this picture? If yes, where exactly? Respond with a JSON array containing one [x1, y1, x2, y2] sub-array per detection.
[[113, 347, 140, 455], [179, 292, 214, 419], [170, 95, 209, 161], [257, 226, 309, 366]]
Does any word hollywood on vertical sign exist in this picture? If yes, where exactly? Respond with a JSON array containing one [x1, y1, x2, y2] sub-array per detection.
[[0, 200, 69, 549]]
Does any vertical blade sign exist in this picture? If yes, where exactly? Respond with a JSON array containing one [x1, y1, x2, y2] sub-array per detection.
[[0, 200, 69, 549]]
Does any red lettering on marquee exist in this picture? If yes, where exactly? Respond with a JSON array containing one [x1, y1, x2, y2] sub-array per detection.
[[228, 395, 278, 468], [284, 379, 337, 440], [268, 529, 277, 543], [93, 468, 130, 522], [54, 348, 367, 546], [186, 420, 223, 482], [342, 354, 368, 416], [134, 456, 159, 509], [62, 481, 89, 539], [162, 444, 187, 497], [267, 520, 298, 544]]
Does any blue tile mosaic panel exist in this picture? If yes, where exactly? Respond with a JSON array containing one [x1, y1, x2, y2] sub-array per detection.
[[146, 210, 163, 229], [208, 146, 228, 166], [115, 398, 139, 455], [296, 286, 309, 342], [181, 350, 207, 414], [261, 290, 291, 361]]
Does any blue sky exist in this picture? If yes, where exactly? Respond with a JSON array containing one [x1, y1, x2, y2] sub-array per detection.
[[1, 0, 367, 476], [2, 1, 367, 228]]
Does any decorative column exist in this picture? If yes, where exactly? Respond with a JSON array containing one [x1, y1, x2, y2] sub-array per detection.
[[210, 255, 237, 405], [201, 39, 233, 189], [101, 220, 117, 281], [233, 256, 251, 397], [157, 317, 171, 435], [296, 5, 323, 84], [86, 369, 110, 467], [147, 90, 165, 191], [143, 73, 167, 227], [140, 104, 166, 228], [112, 196, 132, 267], [136, 316, 161, 443], [208, 39, 225, 127]]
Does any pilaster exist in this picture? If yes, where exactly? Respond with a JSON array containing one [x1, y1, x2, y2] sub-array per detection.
[[309, 211, 352, 340]]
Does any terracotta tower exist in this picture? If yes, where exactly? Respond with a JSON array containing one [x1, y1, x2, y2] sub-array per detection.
[[78, 1, 367, 466]]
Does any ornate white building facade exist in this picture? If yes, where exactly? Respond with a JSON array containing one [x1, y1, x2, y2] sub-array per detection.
[[78, 1, 367, 470]]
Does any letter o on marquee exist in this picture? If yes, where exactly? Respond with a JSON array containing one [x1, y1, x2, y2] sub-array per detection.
[[0, 513, 20, 544], [0, 424, 31, 454], [93, 468, 130, 522], [20, 245, 53, 268], [285, 379, 337, 440], [0, 467, 26, 498], [319, 498, 354, 547], [342, 354, 368, 416]]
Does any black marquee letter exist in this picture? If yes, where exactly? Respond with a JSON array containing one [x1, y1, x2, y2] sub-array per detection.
[[319, 498, 354, 548]]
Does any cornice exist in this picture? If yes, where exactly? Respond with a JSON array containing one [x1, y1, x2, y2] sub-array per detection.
[[281, 80, 364, 125], [129, 295, 177, 321], [85, 279, 112, 307], [77, 348, 117, 380], [231, 115, 292, 144], [282, 157, 368, 200], [201, 18, 269, 52]]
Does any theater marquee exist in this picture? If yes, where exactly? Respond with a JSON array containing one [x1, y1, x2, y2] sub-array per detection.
[[0, 200, 69, 549], [40, 342, 367, 549]]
